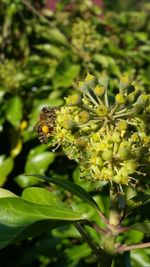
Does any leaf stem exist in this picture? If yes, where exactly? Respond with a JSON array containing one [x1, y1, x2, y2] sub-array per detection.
[[21, 0, 54, 27], [85, 220, 108, 235], [97, 210, 110, 225], [117, 242, 150, 252], [113, 112, 133, 119]]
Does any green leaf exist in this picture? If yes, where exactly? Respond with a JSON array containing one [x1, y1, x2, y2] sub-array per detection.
[[25, 152, 55, 174], [35, 44, 64, 59], [5, 96, 23, 127], [0, 188, 18, 198], [26, 174, 100, 211], [16, 149, 55, 188], [0, 197, 83, 249], [35, 25, 68, 46], [131, 221, 150, 235], [15, 174, 42, 188], [0, 155, 14, 186], [48, 28, 68, 45], [131, 248, 150, 267], [21, 187, 68, 208], [53, 63, 80, 89], [66, 243, 91, 263]]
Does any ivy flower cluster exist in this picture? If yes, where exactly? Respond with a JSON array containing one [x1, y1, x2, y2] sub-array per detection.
[[71, 18, 100, 61], [39, 74, 150, 189]]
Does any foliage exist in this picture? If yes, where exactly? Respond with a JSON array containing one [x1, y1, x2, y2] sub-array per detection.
[[0, 0, 150, 266]]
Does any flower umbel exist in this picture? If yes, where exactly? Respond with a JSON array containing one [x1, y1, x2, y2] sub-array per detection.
[[37, 74, 150, 188]]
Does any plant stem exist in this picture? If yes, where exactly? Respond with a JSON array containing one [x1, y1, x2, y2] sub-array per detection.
[[117, 242, 150, 252], [74, 223, 100, 259], [116, 226, 130, 234], [113, 112, 133, 119], [85, 219, 108, 234], [109, 103, 119, 117], [97, 210, 110, 225], [21, 0, 54, 27]]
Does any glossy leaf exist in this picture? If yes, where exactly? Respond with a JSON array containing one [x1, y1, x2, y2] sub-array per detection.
[[21, 187, 68, 208], [26, 174, 100, 211], [35, 44, 64, 59], [25, 152, 55, 174], [15, 174, 42, 188], [131, 249, 150, 267], [0, 188, 18, 198], [0, 155, 14, 186], [0, 197, 83, 249], [35, 25, 68, 46]]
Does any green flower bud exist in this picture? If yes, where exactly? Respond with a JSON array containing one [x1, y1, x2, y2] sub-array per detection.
[[96, 104, 108, 116], [96, 156, 104, 167], [117, 141, 132, 160], [78, 110, 91, 123], [115, 93, 126, 105], [136, 94, 149, 106], [112, 132, 121, 143], [127, 90, 140, 103], [93, 85, 105, 97], [102, 149, 113, 161], [124, 160, 138, 171], [75, 137, 88, 148], [117, 120, 128, 131]]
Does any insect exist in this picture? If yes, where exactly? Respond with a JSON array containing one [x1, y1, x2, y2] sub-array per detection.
[[36, 107, 57, 143]]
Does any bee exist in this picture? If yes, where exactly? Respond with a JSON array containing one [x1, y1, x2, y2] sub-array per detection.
[[36, 107, 57, 143]]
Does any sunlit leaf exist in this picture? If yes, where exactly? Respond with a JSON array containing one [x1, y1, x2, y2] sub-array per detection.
[[0, 188, 18, 198], [0, 197, 84, 249], [21, 187, 68, 208], [26, 174, 100, 211], [0, 155, 14, 186], [25, 152, 55, 174]]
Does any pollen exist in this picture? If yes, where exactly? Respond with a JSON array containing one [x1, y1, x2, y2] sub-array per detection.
[[42, 125, 49, 134], [20, 120, 28, 130]]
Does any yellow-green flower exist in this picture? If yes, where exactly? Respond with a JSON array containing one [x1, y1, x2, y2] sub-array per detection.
[[37, 74, 150, 190]]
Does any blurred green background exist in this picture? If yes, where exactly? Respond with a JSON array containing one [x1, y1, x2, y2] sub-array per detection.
[[0, 0, 150, 266]]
